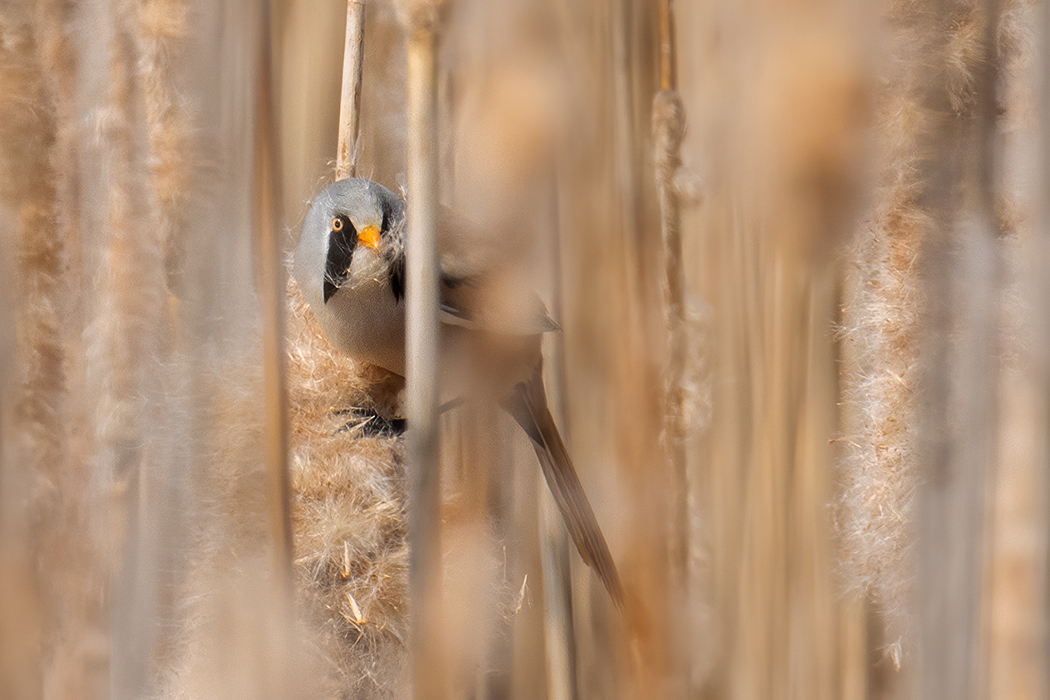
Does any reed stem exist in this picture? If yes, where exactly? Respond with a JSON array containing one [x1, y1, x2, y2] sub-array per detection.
[[654, 0, 688, 691], [337, 1, 365, 180], [405, 13, 445, 700], [254, 2, 293, 612]]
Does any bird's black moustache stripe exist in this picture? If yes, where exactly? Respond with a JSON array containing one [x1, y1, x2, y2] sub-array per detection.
[[324, 214, 356, 303], [381, 199, 406, 303], [388, 252, 405, 302]]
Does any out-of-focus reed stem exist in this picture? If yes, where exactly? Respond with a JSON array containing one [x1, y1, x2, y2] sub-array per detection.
[[654, 0, 688, 692], [918, 1, 1000, 697], [657, 0, 676, 92], [254, 1, 293, 612], [336, 1, 365, 180], [654, 7, 686, 512], [1041, 0, 1050, 687], [404, 7, 445, 699], [102, 8, 170, 695], [3, 8, 63, 698], [541, 179, 578, 700]]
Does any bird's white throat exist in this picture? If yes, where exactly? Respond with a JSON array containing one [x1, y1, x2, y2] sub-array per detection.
[[348, 247, 388, 290]]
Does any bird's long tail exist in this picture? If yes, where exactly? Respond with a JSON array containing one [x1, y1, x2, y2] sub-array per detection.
[[502, 364, 625, 610]]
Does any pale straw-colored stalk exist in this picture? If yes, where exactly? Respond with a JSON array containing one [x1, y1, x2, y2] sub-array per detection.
[[1038, 0, 1050, 691], [0, 7, 63, 698], [540, 179, 577, 700], [917, 1, 1000, 697], [253, 0, 293, 623], [652, 0, 691, 694], [336, 1, 365, 180], [94, 3, 172, 695], [401, 3, 445, 698]]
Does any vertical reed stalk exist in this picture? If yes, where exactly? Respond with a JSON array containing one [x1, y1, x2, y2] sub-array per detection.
[[918, 1, 1000, 697], [541, 179, 577, 700], [654, 0, 689, 695], [253, 0, 292, 614], [336, 1, 365, 180], [657, 0, 676, 92], [1, 8, 62, 698], [99, 4, 171, 695], [403, 6, 444, 698], [1041, 0, 1050, 689]]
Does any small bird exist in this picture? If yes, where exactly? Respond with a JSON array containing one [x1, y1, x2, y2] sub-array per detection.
[[294, 178, 624, 609]]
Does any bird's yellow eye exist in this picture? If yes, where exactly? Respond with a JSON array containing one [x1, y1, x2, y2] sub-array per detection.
[[332, 217, 344, 232]]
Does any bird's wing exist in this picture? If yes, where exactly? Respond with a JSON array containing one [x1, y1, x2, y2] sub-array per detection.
[[500, 363, 625, 610], [435, 204, 559, 335], [437, 275, 480, 327], [438, 273, 559, 335]]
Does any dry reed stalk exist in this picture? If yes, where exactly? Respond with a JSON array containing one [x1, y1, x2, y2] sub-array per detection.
[[88, 3, 168, 497], [609, 0, 679, 695], [915, 2, 1002, 697], [661, 17, 724, 687], [92, 2, 180, 695], [128, 1, 195, 678], [835, 1, 952, 663], [978, 7, 1047, 700], [37, 0, 84, 352], [37, 11, 91, 628], [0, 8, 61, 699], [657, 0, 676, 93], [652, 0, 690, 687], [16, 3, 132, 696], [540, 180, 577, 700], [1036, 0, 1050, 694], [136, 0, 192, 296], [988, 305, 1046, 700], [0, 5, 63, 545], [1024, 0, 1050, 696], [1, 5, 95, 699], [253, 1, 294, 620], [399, 2, 446, 697], [337, 0, 365, 180]]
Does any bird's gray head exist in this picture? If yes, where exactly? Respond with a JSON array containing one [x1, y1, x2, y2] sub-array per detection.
[[293, 178, 406, 312]]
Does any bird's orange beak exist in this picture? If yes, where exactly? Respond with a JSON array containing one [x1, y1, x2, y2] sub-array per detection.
[[358, 225, 381, 251]]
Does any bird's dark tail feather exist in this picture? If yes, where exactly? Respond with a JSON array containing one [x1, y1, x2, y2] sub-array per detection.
[[502, 364, 626, 611]]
